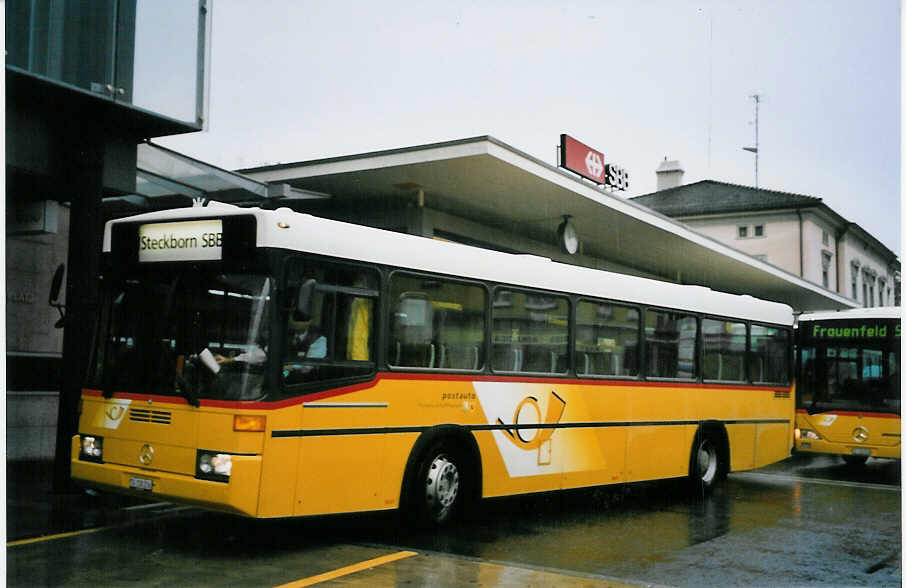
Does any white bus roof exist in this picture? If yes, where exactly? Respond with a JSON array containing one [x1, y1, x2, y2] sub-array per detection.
[[797, 307, 902, 322], [105, 204, 795, 326]]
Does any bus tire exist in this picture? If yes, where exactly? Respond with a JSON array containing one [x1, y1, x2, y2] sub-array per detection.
[[689, 427, 728, 494], [404, 439, 468, 527]]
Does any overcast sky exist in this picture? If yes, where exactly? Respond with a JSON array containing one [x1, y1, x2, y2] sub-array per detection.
[[159, 0, 901, 253]]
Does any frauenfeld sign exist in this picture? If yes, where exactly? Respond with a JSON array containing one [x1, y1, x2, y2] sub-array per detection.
[[559, 134, 629, 191]]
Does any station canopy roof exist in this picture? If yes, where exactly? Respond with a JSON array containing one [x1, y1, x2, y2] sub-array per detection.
[[102, 141, 327, 217], [238, 136, 857, 312]]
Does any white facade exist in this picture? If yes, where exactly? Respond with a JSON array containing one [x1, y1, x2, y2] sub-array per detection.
[[677, 208, 896, 308]]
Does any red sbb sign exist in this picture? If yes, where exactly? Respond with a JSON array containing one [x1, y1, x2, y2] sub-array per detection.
[[559, 134, 629, 191]]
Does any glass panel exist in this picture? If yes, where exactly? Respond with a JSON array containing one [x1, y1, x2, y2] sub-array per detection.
[[283, 261, 378, 388], [492, 290, 568, 374], [702, 318, 746, 382], [576, 301, 639, 377], [127, 0, 201, 123], [749, 325, 790, 383], [388, 274, 486, 370], [88, 271, 273, 402], [7, 0, 117, 93], [7, 0, 206, 126], [645, 310, 697, 379]]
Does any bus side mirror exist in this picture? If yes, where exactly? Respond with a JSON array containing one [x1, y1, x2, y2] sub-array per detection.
[[49, 263, 66, 328], [294, 279, 316, 322]]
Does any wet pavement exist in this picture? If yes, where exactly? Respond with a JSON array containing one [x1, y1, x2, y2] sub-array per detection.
[[6, 455, 901, 587]]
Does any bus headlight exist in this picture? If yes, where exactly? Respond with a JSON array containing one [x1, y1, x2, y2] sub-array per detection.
[[196, 450, 232, 482], [797, 428, 821, 441], [79, 435, 104, 463]]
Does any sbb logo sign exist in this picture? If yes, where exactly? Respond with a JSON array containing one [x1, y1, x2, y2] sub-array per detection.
[[559, 134, 628, 191], [605, 164, 629, 191], [584, 151, 604, 179]]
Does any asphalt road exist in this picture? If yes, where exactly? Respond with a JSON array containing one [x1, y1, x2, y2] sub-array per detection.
[[7, 454, 901, 587]]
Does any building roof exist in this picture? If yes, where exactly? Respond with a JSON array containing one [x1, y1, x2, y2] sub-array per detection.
[[237, 136, 858, 311], [630, 180, 822, 216], [631, 180, 897, 263]]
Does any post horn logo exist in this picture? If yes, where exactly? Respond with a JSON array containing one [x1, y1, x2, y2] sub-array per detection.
[[496, 391, 566, 465], [852, 426, 869, 443], [105, 405, 125, 421], [139, 444, 154, 465]]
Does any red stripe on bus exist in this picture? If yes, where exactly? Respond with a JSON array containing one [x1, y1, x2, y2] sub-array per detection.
[[84, 375, 791, 411]]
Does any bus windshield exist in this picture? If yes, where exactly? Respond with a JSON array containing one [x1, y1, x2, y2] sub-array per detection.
[[89, 270, 273, 402], [798, 341, 900, 415]]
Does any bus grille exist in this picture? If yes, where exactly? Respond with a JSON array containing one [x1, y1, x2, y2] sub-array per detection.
[[129, 408, 172, 425], [774, 390, 791, 399]]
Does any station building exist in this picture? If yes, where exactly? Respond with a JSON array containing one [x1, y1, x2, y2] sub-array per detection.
[[634, 161, 899, 308]]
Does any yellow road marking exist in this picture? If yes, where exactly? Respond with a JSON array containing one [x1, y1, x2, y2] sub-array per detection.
[[7, 525, 115, 547], [274, 550, 419, 588]]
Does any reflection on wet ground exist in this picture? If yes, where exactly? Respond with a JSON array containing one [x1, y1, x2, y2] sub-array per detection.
[[7, 454, 901, 587]]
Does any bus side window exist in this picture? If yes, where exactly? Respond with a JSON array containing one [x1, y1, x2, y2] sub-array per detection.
[[492, 289, 568, 375], [388, 273, 486, 371], [645, 310, 698, 379], [702, 318, 746, 382], [750, 325, 790, 384], [282, 261, 378, 389], [575, 300, 639, 377], [392, 292, 435, 367]]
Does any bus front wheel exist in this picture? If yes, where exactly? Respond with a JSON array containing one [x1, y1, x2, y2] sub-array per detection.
[[407, 441, 465, 526]]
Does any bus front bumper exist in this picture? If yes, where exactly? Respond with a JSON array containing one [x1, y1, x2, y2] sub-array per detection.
[[795, 439, 900, 460], [70, 437, 263, 517]]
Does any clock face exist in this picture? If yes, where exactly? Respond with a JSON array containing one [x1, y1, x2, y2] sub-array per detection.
[[558, 219, 578, 254]]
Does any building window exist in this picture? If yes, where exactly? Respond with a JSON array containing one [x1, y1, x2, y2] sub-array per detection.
[[738, 226, 748, 239], [863, 283, 869, 307], [822, 231, 830, 246], [821, 251, 833, 289], [754, 225, 764, 237], [879, 281, 886, 306], [851, 262, 860, 301]]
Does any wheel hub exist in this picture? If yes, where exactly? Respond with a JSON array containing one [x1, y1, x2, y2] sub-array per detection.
[[697, 441, 718, 484], [425, 454, 460, 515]]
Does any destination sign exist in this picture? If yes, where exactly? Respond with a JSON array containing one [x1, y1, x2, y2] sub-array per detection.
[[138, 219, 223, 263], [801, 320, 901, 342]]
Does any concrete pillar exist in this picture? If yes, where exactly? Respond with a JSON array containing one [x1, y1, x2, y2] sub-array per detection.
[[53, 134, 105, 491]]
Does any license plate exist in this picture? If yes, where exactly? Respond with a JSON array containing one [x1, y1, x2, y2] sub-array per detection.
[[129, 477, 153, 491], [851, 447, 871, 456]]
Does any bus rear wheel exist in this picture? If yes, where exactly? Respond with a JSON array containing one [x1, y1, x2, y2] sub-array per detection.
[[689, 431, 727, 494], [407, 441, 465, 526]]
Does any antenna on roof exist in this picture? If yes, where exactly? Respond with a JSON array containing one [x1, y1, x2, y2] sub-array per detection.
[[742, 93, 761, 188]]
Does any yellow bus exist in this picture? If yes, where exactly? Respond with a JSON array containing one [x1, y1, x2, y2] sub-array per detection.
[[72, 204, 795, 524], [795, 307, 901, 465]]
